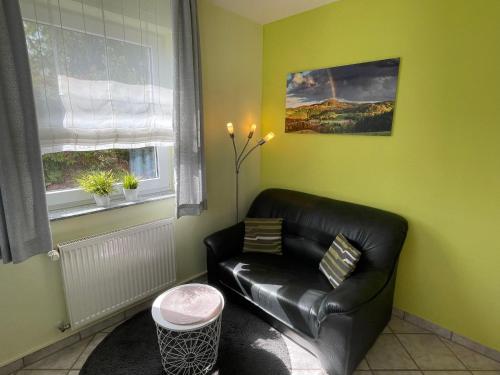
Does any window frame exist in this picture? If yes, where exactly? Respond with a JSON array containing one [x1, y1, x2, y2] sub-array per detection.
[[45, 146, 174, 211]]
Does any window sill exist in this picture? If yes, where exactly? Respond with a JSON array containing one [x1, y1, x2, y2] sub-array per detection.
[[49, 192, 175, 222]]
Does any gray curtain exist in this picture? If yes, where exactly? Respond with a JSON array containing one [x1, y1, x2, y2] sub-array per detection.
[[0, 0, 52, 264], [172, 0, 207, 218]]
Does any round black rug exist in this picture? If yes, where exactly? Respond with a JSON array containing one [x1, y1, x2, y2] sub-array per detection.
[[81, 299, 292, 375]]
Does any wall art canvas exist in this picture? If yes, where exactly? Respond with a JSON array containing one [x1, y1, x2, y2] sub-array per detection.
[[285, 58, 400, 135]]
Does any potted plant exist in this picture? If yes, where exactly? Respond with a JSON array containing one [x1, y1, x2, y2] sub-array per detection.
[[122, 173, 139, 202], [77, 171, 116, 207]]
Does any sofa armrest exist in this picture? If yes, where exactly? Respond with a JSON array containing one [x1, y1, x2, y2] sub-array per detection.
[[204, 222, 245, 262], [318, 268, 390, 320]]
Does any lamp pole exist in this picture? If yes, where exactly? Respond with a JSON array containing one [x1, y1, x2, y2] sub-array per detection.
[[226, 123, 274, 222]]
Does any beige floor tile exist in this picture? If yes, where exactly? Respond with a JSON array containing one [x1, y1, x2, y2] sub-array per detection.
[[389, 318, 429, 334], [357, 359, 370, 370], [72, 333, 108, 369], [366, 334, 418, 370], [25, 337, 92, 370], [0, 358, 22, 375], [23, 335, 80, 367], [354, 371, 373, 375], [16, 371, 68, 375], [283, 336, 322, 370], [373, 371, 423, 375], [442, 340, 500, 371], [100, 322, 122, 333], [383, 326, 393, 333], [397, 334, 465, 370], [471, 372, 500, 375], [68, 371, 80, 375]]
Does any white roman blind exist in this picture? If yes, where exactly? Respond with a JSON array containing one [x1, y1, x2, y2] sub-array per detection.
[[19, 0, 173, 154]]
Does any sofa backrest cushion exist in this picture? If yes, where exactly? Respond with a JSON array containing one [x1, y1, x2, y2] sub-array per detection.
[[247, 189, 408, 272], [243, 217, 283, 254]]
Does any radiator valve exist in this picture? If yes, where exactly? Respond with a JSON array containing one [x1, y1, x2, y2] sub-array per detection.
[[47, 249, 60, 262], [58, 322, 71, 332]]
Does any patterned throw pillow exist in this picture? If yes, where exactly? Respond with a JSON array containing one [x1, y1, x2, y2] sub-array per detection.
[[319, 234, 362, 288], [243, 218, 283, 254]]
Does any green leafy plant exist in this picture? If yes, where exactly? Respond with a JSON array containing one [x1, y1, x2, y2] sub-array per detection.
[[42, 149, 131, 190], [77, 171, 116, 196], [122, 173, 139, 190]]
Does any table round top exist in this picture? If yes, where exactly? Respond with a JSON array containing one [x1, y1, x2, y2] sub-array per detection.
[[152, 284, 224, 331]]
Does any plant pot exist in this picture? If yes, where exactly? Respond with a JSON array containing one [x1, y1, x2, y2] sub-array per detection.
[[93, 194, 111, 207], [123, 188, 139, 202]]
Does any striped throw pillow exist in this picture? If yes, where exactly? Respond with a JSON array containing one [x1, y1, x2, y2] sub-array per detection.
[[319, 234, 362, 288], [243, 218, 283, 254]]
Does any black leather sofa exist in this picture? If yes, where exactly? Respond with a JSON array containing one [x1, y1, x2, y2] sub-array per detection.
[[204, 189, 408, 375]]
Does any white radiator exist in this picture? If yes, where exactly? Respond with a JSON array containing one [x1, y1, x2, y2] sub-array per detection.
[[57, 219, 176, 329]]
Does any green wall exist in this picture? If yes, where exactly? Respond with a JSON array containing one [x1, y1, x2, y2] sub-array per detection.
[[2, 0, 499, 366], [0, 0, 262, 366], [261, 0, 500, 351]]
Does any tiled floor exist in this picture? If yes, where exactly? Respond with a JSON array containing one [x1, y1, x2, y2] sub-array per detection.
[[12, 314, 500, 375]]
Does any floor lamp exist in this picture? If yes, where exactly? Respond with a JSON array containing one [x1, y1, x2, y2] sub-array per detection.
[[226, 122, 275, 222]]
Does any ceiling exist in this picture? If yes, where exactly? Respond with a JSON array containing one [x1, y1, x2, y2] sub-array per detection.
[[210, 0, 338, 24]]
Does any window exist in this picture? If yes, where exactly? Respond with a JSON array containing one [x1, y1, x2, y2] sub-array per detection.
[[43, 148, 158, 192], [20, 0, 174, 210], [43, 146, 173, 209]]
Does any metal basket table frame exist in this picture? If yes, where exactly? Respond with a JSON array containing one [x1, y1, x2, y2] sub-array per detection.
[[152, 285, 224, 375]]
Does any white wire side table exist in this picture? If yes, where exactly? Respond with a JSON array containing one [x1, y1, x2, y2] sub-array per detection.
[[152, 284, 225, 375]]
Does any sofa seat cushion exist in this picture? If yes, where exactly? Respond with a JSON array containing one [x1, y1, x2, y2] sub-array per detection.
[[218, 252, 332, 337]]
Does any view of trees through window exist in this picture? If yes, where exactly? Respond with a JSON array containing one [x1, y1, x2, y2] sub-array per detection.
[[43, 147, 158, 191], [22, 8, 170, 199]]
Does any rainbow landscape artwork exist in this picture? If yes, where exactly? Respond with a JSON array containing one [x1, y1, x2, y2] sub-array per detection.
[[285, 58, 400, 135]]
